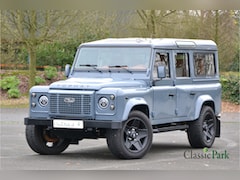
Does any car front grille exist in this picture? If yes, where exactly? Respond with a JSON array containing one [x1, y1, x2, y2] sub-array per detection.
[[50, 92, 94, 118]]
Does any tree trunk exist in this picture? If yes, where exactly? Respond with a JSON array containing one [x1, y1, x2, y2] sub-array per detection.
[[149, 10, 156, 38], [28, 10, 37, 90], [28, 46, 37, 89], [214, 10, 219, 45]]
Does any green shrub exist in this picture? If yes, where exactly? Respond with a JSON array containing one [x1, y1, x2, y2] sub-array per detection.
[[0, 76, 21, 99], [35, 76, 46, 85], [36, 40, 80, 67], [7, 88, 20, 98], [0, 76, 20, 90], [220, 72, 240, 104], [44, 66, 58, 80]]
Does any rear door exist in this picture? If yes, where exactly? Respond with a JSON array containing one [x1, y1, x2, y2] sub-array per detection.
[[173, 51, 195, 118]]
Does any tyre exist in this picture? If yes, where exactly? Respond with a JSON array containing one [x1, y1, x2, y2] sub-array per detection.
[[106, 111, 153, 159], [25, 125, 70, 155], [187, 106, 216, 148]]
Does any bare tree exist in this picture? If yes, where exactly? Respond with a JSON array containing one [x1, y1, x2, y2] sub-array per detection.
[[136, 10, 176, 37], [1, 10, 78, 89], [203, 10, 238, 70], [73, 10, 135, 39]]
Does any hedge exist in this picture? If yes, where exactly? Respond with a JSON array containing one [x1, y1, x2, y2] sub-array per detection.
[[220, 72, 240, 104]]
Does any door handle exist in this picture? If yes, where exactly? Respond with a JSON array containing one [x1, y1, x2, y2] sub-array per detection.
[[190, 92, 196, 96], [169, 94, 175, 97]]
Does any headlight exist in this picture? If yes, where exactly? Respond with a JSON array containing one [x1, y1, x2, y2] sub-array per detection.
[[39, 95, 49, 107], [98, 97, 109, 109]]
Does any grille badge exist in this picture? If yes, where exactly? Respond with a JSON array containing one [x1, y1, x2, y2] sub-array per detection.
[[64, 97, 75, 103]]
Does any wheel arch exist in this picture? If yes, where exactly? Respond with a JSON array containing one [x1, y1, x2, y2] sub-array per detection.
[[194, 95, 215, 120], [131, 105, 150, 118], [121, 98, 150, 121]]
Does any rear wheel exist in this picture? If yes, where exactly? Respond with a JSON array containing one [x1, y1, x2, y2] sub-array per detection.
[[106, 111, 153, 159], [187, 106, 216, 148], [26, 125, 70, 155]]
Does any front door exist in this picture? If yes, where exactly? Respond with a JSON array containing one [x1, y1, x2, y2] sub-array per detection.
[[152, 51, 176, 124]]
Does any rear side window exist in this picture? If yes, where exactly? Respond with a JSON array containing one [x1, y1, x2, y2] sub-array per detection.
[[193, 52, 216, 77]]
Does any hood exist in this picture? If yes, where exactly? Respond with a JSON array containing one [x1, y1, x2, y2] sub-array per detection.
[[50, 78, 147, 90]]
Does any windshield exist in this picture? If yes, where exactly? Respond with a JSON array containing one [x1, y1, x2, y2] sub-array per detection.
[[74, 47, 151, 71]]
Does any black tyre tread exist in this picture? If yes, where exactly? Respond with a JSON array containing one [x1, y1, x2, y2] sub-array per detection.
[[106, 111, 153, 159], [107, 129, 125, 158], [187, 106, 216, 148], [26, 125, 70, 155], [26, 125, 42, 154]]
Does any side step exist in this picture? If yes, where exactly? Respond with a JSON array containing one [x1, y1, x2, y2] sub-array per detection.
[[153, 124, 189, 133]]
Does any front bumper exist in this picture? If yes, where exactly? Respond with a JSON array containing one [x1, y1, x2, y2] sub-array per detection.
[[24, 117, 122, 129]]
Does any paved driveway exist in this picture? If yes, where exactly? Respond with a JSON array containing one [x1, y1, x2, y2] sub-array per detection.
[[0, 108, 239, 170]]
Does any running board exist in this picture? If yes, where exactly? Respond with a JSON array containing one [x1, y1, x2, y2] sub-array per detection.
[[153, 124, 189, 133]]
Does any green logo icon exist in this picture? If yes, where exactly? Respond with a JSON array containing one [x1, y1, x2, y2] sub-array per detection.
[[203, 147, 208, 153]]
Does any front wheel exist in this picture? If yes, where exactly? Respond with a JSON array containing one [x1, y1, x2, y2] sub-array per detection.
[[187, 106, 217, 148], [25, 125, 70, 155], [106, 111, 153, 159]]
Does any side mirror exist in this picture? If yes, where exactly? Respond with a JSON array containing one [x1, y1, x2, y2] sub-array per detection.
[[157, 66, 166, 79], [65, 64, 71, 77]]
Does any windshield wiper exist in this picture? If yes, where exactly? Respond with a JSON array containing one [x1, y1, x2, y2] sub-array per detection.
[[79, 64, 102, 73], [108, 65, 132, 74]]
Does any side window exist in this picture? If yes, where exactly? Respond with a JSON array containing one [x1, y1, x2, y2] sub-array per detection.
[[194, 52, 216, 76], [153, 52, 170, 79], [175, 53, 190, 77]]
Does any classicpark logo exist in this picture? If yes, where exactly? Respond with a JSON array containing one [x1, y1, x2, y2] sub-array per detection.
[[184, 148, 230, 160]]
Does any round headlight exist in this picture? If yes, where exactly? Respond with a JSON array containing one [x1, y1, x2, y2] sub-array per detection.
[[98, 97, 109, 109], [39, 95, 49, 107]]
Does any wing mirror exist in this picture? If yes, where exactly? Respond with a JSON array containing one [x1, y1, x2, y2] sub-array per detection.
[[157, 66, 166, 79], [65, 64, 71, 77]]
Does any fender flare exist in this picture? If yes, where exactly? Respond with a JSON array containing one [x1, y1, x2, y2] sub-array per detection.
[[121, 97, 148, 121], [194, 95, 214, 120]]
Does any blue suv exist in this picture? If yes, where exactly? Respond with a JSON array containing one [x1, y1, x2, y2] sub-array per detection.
[[25, 38, 221, 159]]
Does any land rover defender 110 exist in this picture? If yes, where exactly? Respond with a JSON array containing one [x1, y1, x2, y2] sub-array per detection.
[[24, 38, 221, 159]]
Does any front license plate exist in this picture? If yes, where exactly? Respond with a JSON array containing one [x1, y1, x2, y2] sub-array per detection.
[[53, 120, 84, 129]]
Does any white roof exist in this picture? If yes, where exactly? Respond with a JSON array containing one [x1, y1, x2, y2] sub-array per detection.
[[80, 38, 217, 50]]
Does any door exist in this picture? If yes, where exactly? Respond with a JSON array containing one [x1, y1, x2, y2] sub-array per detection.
[[174, 51, 195, 118], [152, 51, 176, 124]]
